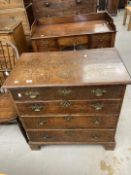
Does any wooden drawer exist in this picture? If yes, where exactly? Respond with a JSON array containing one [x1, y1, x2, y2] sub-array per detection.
[[27, 129, 115, 143], [21, 115, 118, 129], [0, 0, 31, 9], [11, 85, 125, 101], [34, 38, 58, 51], [58, 36, 88, 47], [90, 33, 113, 48], [16, 100, 122, 115], [0, 8, 30, 35]]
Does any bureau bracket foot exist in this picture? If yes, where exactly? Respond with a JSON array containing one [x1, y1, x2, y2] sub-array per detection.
[[29, 144, 41, 150], [104, 142, 116, 150]]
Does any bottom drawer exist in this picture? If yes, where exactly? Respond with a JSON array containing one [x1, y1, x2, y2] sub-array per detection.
[[27, 130, 115, 143]]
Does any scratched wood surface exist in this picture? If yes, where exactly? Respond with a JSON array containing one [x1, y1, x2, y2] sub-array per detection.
[[3, 48, 131, 88]]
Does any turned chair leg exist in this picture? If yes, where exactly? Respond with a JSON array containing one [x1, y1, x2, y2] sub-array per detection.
[[128, 14, 131, 30], [123, 10, 127, 25]]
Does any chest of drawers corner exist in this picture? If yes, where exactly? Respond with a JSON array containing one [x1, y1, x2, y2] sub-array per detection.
[[3, 48, 131, 150]]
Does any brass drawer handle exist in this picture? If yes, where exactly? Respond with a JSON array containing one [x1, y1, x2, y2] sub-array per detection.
[[76, 0, 82, 4], [60, 100, 71, 108], [44, 2, 50, 7], [65, 131, 74, 136], [92, 134, 100, 140], [43, 134, 50, 139], [64, 116, 73, 122], [25, 91, 39, 99], [58, 89, 72, 96], [90, 103, 104, 111], [39, 119, 48, 126], [91, 88, 107, 97], [31, 104, 43, 112], [92, 118, 101, 125]]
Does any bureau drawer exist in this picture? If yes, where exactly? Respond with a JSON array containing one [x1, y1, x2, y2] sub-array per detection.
[[58, 36, 88, 47], [21, 115, 118, 129], [27, 129, 115, 143], [16, 100, 121, 115], [11, 85, 125, 101], [90, 33, 113, 48], [35, 38, 58, 51]]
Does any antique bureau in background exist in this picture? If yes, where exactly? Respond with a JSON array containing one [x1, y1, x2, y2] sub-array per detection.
[[31, 0, 113, 52], [0, 0, 34, 36], [31, 12, 116, 52], [0, 19, 27, 54], [3, 48, 131, 150]]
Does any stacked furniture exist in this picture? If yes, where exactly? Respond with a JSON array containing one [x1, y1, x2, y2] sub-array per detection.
[[0, 0, 34, 37], [3, 48, 131, 150]]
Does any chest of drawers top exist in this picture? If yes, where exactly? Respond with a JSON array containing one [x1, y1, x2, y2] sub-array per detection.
[[3, 48, 131, 89]]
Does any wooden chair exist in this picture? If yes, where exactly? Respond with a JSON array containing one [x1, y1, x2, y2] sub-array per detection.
[[123, 6, 131, 30], [0, 39, 19, 123]]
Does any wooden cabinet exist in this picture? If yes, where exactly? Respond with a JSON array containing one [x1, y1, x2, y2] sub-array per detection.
[[0, 0, 34, 36], [0, 19, 27, 54], [31, 12, 116, 52], [3, 48, 131, 150]]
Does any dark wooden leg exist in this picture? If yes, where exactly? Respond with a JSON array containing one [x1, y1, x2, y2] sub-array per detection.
[[123, 10, 127, 25], [104, 142, 116, 150], [29, 144, 41, 150]]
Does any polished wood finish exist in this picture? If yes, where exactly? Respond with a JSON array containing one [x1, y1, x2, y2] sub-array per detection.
[[3, 48, 131, 150], [31, 12, 116, 52], [0, 3, 34, 35], [0, 20, 27, 54], [107, 0, 119, 16], [32, 0, 97, 19]]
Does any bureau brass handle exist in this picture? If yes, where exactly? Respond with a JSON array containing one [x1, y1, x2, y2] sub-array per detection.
[[64, 116, 73, 122], [76, 0, 82, 4], [31, 104, 43, 112], [25, 91, 39, 99], [90, 103, 104, 111], [43, 134, 49, 139], [65, 131, 74, 136], [39, 119, 48, 126], [58, 89, 72, 96], [92, 118, 101, 125], [91, 88, 107, 97], [60, 100, 71, 108], [44, 2, 50, 7], [92, 134, 100, 140]]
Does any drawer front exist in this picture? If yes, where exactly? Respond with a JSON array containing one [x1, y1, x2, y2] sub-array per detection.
[[16, 100, 121, 115], [27, 129, 115, 142], [90, 33, 113, 48], [21, 115, 118, 129], [0, 9, 30, 34], [58, 36, 88, 47], [34, 38, 58, 51], [11, 85, 125, 101]]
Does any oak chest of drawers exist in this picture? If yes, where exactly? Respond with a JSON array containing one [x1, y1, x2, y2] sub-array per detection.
[[31, 12, 116, 52], [3, 48, 131, 150]]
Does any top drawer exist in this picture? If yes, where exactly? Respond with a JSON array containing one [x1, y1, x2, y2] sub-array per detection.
[[10, 85, 125, 101], [0, 0, 31, 9]]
